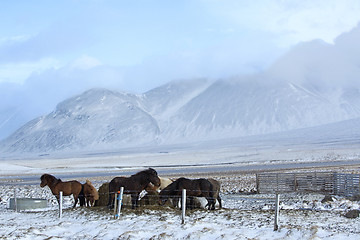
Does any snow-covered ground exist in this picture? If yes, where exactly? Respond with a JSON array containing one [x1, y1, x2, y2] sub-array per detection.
[[1, 182, 360, 239], [1, 138, 360, 239]]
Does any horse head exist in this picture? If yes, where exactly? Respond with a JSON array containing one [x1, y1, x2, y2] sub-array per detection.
[[40, 174, 57, 188], [40, 174, 50, 187], [148, 169, 161, 187], [158, 181, 177, 205]]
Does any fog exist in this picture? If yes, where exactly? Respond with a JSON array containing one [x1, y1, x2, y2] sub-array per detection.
[[1, 1, 360, 140]]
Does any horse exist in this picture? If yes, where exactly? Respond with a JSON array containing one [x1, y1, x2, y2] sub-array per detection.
[[159, 177, 215, 210], [206, 178, 222, 210], [108, 168, 160, 209], [40, 174, 85, 208], [145, 177, 173, 192], [83, 180, 99, 207]]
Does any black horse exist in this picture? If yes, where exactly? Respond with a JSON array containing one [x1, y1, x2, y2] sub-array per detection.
[[159, 177, 215, 210], [108, 168, 160, 209]]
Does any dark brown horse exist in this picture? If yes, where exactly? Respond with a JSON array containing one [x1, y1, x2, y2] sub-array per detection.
[[40, 174, 85, 208], [159, 177, 215, 210], [206, 178, 222, 210], [108, 168, 160, 209]]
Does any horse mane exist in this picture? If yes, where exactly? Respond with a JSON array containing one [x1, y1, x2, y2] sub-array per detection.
[[130, 168, 157, 178], [42, 174, 58, 182]]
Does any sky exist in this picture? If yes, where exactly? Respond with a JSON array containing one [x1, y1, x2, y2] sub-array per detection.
[[1, 0, 360, 139], [1, 0, 360, 90]]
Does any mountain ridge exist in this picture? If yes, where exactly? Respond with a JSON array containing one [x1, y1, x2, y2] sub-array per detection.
[[1, 77, 360, 154]]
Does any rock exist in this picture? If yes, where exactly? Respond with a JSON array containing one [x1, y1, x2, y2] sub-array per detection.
[[349, 195, 360, 201], [321, 195, 334, 203], [344, 210, 360, 218]]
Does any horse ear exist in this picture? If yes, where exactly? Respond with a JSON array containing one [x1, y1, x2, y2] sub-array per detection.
[[149, 168, 157, 175]]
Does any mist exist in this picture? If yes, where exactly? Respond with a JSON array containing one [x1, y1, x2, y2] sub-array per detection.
[[1, 1, 360, 140]]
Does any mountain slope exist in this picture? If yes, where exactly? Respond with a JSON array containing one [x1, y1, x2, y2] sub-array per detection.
[[1, 78, 360, 153], [161, 78, 360, 142], [1, 89, 160, 152]]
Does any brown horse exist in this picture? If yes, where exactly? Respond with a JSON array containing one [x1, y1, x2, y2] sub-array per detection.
[[108, 168, 160, 209], [159, 177, 215, 210], [83, 180, 99, 207], [40, 174, 84, 208]]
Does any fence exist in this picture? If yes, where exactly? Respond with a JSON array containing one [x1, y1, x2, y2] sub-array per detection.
[[5, 172, 360, 231], [333, 173, 360, 197], [256, 171, 360, 197]]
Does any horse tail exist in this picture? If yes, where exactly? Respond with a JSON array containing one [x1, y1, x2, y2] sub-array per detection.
[[209, 180, 214, 198], [108, 182, 114, 209], [79, 184, 86, 207]]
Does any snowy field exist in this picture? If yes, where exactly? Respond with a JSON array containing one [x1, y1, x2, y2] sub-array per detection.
[[1, 181, 360, 239], [1, 139, 360, 239], [1, 135, 360, 178]]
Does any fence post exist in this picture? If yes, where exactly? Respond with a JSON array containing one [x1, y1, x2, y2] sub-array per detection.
[[113, 192, 118, 217], [59, 191, 63, 219], [181, 189, 186, 224], [274, 193, 280, 231], [14, 189, 18, 212], [116, 187, 124, 219]]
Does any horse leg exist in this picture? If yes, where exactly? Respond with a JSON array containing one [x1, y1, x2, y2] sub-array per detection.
[[191, 197, 196, 210], [205, 196, 214, 210], [73, 194, 79, 208], [108, 193, 115, 209], [172, 196, 179, 208], [78, 185, 85, 206], [206, 195, 214, 210], [217, 195, 222, 209], [211, 198, 216, 210], [205, 198, 210, 210], [211, 200, 215, 210], [55, 195, 60, 206], [131, 194, 138, 209]]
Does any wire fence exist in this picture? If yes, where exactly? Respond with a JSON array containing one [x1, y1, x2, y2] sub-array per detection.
[[3, 171, 360, 231], [3, 171, 360, 213], [256, 171, 360, 197]]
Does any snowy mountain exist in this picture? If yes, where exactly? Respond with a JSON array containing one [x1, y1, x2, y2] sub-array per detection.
[[0, 89, 160, 153], [153, 76, 360, 143], [1, 77, 360, 154]]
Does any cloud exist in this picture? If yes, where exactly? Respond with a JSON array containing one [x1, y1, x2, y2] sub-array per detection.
[[0, 22, 95, 64], [0, 58, 61, 83], [70, 55, 102, 70], [203, 0, 360, 46], [268, 23, 360, 89]]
